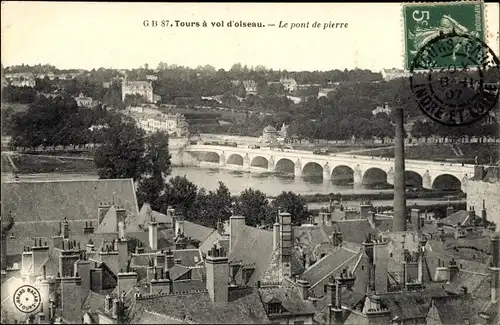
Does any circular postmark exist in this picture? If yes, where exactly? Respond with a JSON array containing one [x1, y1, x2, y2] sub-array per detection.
[[409, 31, 499, 126], [13, 285, 41, 313]]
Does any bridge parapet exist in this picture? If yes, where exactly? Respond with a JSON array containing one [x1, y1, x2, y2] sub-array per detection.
[[185, 145, 474, 192]]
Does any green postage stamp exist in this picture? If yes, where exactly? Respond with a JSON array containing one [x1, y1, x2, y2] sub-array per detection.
[[403, 1, 486, 70]]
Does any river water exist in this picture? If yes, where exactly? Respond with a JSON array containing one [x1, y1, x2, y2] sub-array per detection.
[[168, 166, 391, 197]]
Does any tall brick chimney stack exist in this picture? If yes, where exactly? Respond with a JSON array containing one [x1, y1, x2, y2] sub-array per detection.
[[490, 234, 500, 303], [393, 105, 407, 232]]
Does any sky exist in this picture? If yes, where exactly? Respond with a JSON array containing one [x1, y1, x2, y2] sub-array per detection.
[[1, 2, 499, 72]]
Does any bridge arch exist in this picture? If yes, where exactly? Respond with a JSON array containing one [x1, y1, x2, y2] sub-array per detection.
[[362, 167, 388, 186], [331, 165, 354, 184], [250, 156, 268, 169], [405, 170, 423, 188], [275, 158, 295, 174], [202, 152, 220, 164], [432, 174, 462, 190], [302, 162, 323, 178], [226, 153, 244, 166]]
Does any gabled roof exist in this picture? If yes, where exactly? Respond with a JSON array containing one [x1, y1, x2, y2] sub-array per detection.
[[2, 179, 139, 236], [300, 248, 360, 288], [440, 210, 469, 227], [128, 203, 173, 232], [183, 221, 216, 245], [228, 225, 273, 285]]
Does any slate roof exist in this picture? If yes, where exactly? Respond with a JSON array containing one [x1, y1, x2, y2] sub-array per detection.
[[183, 221, 216, 245], [431, 295, 485, 325], [129, 287, 270, 324], [327, 220, 378, 244], [378, 288, 450, 321], [260, 248, 305, 284], [228, 225, 274, 285], [294, 226, 331, 255], [440, 210, 469, 226], [300, 248, 360, 289], [444, 270, 490, 295], [173, 249, 203, 267], [128, 203, 173, 232], [2, 179, 138, 223], [258, 285, 316, 316], [425, 251, 489, 277], [131, 310, 185, 324]]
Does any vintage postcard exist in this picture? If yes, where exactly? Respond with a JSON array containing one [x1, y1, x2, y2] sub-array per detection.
[[1, 2, 499, 324]]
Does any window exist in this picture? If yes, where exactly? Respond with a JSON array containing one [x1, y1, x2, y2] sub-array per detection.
[[324, 285, 328, 294], [267, 303, 282, 315], [294, 321, 305, 325]]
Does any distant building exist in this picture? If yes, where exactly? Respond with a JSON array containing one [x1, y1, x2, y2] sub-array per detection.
[[74, 93, 96, 107], [279, 123, 290, 138], [122, 77, 154, 103], [381, 68, 411, 81], [102, 81, 112, 88], [145, 74, 158, 81], [137, 113, 189, 137], [372, 103, 392, 116], [318, 87, 335, 98], [4, 72, 36, 87], [242, 80, 257, 94], [262, 125, 278, 143], [280, 77, 298, 92]]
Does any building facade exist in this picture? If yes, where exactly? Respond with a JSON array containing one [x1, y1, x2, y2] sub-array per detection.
[[137, 113, 189, 137], [122, 77, 154, 103]]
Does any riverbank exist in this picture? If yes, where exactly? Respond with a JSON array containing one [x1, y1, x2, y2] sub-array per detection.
[[269, 190, 464, 203]]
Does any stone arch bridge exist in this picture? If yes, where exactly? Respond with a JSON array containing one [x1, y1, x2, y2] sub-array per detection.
[[184, 145, 475, 192]]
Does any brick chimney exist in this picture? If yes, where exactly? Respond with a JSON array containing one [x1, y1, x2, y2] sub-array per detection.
[[280, 212, 293, 278], [165, 249, 175, 269], [373, 236, 389, 293], [75, 256, 91, 288], [58, 244, 80, 278], [117, 269, 138, 295], [490, 234, 500, 302], [273, 217, 280, 251], [40, 266, 52, 320], [61, 218, 70, 239], [297, 279, 310, 300], [149, 219, 158, 250], [448, 258, 460, 283], [116, 222, 129, 271], [327, 276, 343, 325], [115, 207, 127, 232], [229, 215, 245, 251], [434, 259, 450, 282], [393, 105, 407, 232], [467, 207, 475, 227], [90, 266, 103, 291], [363, 234, 375, 293], [174, 213, 185, 237], [83, 221, 95, 235], [149, 269, 172, 294], [206, 244, 229, 303], [32, 238, 50, 275]]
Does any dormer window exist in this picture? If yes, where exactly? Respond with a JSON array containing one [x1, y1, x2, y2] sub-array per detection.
[[266, 302, 282, 315]]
